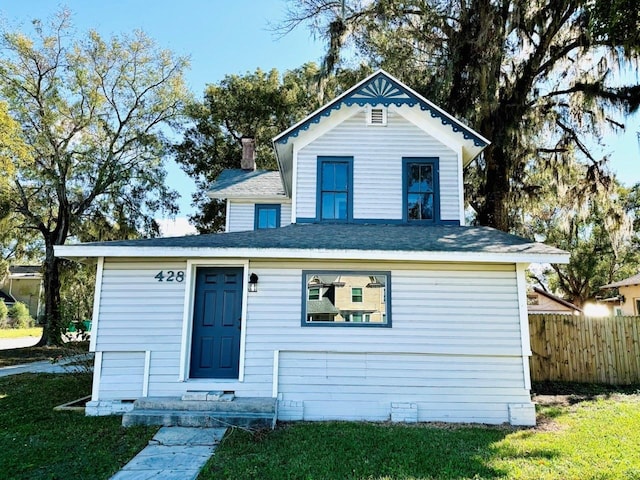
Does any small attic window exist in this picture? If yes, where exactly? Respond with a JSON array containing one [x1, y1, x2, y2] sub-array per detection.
[[367, 106, 387, 126]]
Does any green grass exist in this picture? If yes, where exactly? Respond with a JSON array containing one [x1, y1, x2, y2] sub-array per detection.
[[0, 342, 89, 368], [0, 373, 158, 479], [201, 395, 640, 480], [0, 327, 42, 339]]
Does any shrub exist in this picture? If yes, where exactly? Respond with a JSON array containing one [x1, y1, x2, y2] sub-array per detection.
[[0, 299, 8, 327], [8, 302, 34, 329]]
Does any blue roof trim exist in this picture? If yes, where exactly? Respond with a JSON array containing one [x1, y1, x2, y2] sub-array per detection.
[[276, 72, 488, 148]]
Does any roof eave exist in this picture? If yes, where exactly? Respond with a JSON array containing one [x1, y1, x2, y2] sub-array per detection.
[[206, 192, 289, 202], [55, 244, 570, 265]]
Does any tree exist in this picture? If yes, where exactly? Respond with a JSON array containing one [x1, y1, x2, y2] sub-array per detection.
[[0, 11, 189, 345], [174, 64, 365, 232], [523, 161, 639, 306], [0, 101, 36, 278], [282, 0, 640, 232]]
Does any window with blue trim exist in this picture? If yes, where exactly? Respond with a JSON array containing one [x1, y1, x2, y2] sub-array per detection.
[[254, 204, 281, 229], [302, 271, 391, 327], [317, 157, 353, 221], [403, 158, 439, 223]]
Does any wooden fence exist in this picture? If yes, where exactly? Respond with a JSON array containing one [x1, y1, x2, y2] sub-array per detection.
[[529, 314, 640, 384]]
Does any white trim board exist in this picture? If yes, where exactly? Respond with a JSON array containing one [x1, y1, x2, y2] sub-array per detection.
[[56, 245, 569, 265], [88, 257, 104, 353]]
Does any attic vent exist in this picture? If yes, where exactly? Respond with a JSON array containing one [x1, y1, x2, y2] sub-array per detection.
[[368, 106, 387, 126]]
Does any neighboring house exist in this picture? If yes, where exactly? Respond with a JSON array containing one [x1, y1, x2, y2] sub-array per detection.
[[600, 273, 640, 316], [0, 265, 43, 319], [527, 287, 582, 315], [0, 290, 17, 308], [56, 70, 569, 426]]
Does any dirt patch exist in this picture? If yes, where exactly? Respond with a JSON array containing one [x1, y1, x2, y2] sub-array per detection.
[[534, 393, 640, 407]]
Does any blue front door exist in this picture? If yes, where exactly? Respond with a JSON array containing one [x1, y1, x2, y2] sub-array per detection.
[[190, 267, 243, 379]]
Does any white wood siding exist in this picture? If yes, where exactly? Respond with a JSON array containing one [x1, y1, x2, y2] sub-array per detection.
[[227, 202, 292, 232], [227, 203, 254, 232], [95, 260, 186, 399], [278, 352, 526, 422], [296, 108, 460, 222], [94, 258, 531, 423], [99, 351, 145, 400], [247, 260, 530, 423]]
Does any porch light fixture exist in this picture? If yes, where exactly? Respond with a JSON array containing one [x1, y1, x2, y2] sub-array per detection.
[[248, 273, 259, 292]]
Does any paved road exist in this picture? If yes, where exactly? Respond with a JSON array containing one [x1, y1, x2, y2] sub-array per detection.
[[0, 336, 40, 350]]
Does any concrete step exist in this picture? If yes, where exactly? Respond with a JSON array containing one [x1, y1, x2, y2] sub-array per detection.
[[122, 396, 276, 430], [134, 396, 276, 413]]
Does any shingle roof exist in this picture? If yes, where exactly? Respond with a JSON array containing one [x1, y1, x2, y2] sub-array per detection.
[[9, 265, 41, 274], [307, 298, 340, 315], [601, 273, 640, 289], [76, 223, 566, 256], [532, 287, 582, 312], [207, 169, 286, 199]]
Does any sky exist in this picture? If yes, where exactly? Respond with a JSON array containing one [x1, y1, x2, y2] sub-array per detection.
[[0, 1, 639, 235]]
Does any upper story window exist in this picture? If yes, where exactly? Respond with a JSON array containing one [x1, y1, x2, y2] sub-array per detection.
[[402, 158, 440, 223], [317, 157, 353, 222], [255, 204, 281, 229], [351, 287, 363, 302]]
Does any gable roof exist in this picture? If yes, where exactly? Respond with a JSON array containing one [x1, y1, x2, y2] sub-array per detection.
[[207, 169, 286, 200], [601, 273, 640, 289], [56, 223, 569, 264], [273, 69, 490, 196], [531, 286, 582, 313]]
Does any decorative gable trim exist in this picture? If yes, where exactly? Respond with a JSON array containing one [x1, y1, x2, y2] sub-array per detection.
[[273, 70, 489, 148]]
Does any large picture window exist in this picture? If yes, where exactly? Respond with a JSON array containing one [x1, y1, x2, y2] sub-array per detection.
[[402, 158, 439, 223], [302, 271, 391, 327], [317, 157, 353, 221]]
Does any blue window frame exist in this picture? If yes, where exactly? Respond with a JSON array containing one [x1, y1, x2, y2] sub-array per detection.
[[402, 158, 440, 223], [254, 204, 281, 230], [317, 157, 353, 222]]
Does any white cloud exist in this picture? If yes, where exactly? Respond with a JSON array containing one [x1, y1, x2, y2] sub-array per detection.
[[156, 217, 197, 237]]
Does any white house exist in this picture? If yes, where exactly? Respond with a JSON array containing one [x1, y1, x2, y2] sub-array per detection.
[[56, 70, 569, 426]]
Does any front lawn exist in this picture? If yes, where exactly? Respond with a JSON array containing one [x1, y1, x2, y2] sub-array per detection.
[[201, 394, 640, 480], [0, 327, 42, 339], [0, 373, 157, 480]]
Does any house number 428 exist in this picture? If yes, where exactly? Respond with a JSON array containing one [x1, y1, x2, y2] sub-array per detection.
[[154, 271, 184, 282]]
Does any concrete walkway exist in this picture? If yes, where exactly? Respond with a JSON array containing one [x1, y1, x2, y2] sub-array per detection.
[[111, 426, 226, 480], [0, 359, 70, 377], [0, 336, 40, 350], [0, 354, 92, 377]]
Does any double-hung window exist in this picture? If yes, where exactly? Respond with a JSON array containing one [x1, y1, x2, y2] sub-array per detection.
[[317, 157, 353, 221], [351, 287, 363, 303], [255, 204, 281, 229], [402, 158, 439, 223]]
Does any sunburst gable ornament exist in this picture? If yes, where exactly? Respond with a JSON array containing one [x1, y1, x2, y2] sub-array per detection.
[[350, 77, 410, 100]]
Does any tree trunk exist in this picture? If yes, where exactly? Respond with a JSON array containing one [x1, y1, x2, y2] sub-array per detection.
[[36, 241, 64, 346], [476, 144, 512, 232]]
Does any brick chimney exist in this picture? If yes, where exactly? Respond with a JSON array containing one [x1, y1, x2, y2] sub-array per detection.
[[241, 137, 256, 171]]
